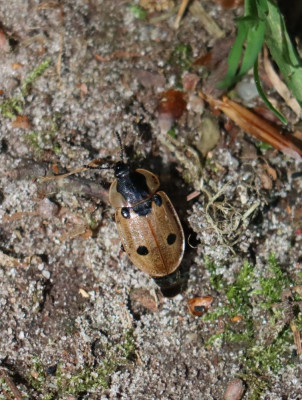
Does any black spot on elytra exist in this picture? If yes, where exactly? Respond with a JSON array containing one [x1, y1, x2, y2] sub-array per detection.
[[137, 246, 149, 256], [153, 194, 162, 206], [167, 233, 176, 245], [121, 207, 130, 219]]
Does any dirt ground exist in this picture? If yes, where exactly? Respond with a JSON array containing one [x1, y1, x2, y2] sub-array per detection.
[[0, 1, 302, 399]]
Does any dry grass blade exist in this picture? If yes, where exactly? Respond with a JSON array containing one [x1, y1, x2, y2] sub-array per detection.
[[199, 91, 302, 159], [290, 321, 302, 356], [189, 0, 225, 38], [263, 47, 302, 119], [174, 0, 190, 29]]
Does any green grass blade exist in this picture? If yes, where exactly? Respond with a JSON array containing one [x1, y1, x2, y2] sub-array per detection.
[[237, 20, 265, 79], [253, 58, 287, 124], [217, 20, 249, 88], [258, 0, 302, 105]]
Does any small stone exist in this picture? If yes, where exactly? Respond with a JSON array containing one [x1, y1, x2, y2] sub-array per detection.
[[42, 270, 51, 279], [224, 378, 245, 400]]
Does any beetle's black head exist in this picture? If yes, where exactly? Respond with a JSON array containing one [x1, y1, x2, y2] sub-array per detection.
[[115, 161, 130, 178]]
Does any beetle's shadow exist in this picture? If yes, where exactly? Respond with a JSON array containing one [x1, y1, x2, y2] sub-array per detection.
[[128, 152, 198, 298]]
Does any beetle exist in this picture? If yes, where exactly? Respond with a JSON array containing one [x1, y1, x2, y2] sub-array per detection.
[[109, 160, 185, 280], [42, 132, 185, 294]]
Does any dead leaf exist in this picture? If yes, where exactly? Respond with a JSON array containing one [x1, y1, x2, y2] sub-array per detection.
[[158, 89, 187, 119], [193, 50, 213, 67], [157, 89, 187, 133], [230, 315, 243, 322], [12, 63, 22, 70], [11, 115, 31, 130], [199, 91, 302, 159], [182, 72, 200, 92], [187, 296, 213, 316], [130, 288, 159, 312], [0, 27, 9, 51], [134, 69, 165, 90]]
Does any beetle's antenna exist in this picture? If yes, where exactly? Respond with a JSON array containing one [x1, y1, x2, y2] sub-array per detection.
[[115, 131, 125, 163], [40, 161, 114, 183]]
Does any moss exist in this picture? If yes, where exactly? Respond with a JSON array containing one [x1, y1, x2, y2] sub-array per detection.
[[121, 329, 136, 360], [0, 377, 10, 399], [205, 256, 224, 291], [225, 261, 254, 318], [24, 117, 61, 156], [20, 59, 51, 97], [25, 132, 42, 154], [169, 44, 193, 71], [238, 373, 269, 400], [0, 97, 23, 119], [254, 254, 291, 307], [56, 359, 121, 394], [204, 255, 300, 398], [28, 357, 47, 392], [245, 331, 291, 373], [0, 59, 51, 119], [168, 44, 193, 86], [27, 328, 136, 398], [129, 4, 147, 19]]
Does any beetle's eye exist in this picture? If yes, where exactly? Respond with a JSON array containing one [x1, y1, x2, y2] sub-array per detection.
[[121, 207, 130, 219]]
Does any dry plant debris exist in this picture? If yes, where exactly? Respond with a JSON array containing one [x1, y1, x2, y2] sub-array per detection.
[[200, 91, 302, 158]]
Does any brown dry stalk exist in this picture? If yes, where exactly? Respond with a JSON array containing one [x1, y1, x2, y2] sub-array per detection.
[[0, 369, 23, 400], [290, 321, 302, 356]]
